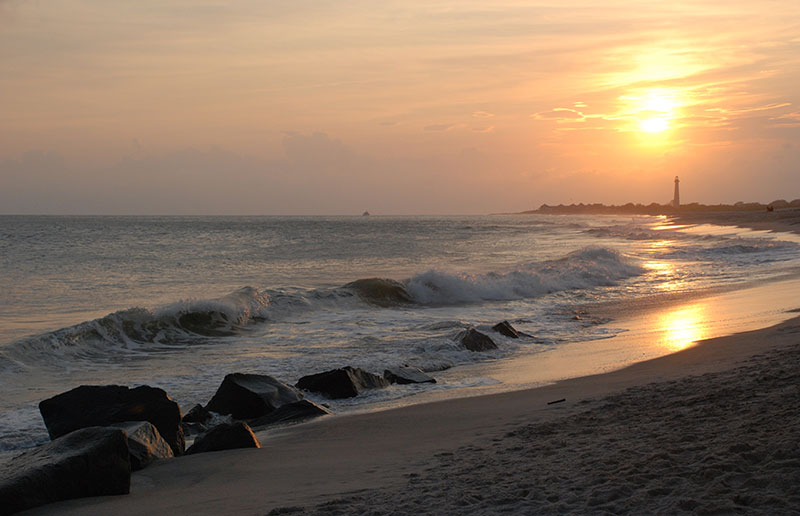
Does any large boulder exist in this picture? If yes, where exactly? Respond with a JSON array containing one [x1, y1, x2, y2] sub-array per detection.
[[248, 400, 330, 428], [110, 421, 174, 471], [384, 366, 436, 385], [460, 328, 498, 351], [492, 321, 519, 338], [185, 422, 260, 455], [296, 366, 389, 399], [205, 373, 303, 420], [39, 385, 185, 455], [0, 426, 130, 515]]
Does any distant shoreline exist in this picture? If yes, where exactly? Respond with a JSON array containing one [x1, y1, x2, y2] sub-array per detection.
[[517, 199, 800, 216], [514, 204, 800, 236]]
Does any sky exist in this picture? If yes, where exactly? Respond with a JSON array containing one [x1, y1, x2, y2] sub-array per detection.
[[2, 0, 799, 215]]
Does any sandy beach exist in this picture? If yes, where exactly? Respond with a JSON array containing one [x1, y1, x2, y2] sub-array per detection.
[[22, 308, 800, 514]]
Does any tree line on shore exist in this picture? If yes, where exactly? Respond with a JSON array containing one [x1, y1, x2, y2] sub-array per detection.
[[523, 199, 800, 215]]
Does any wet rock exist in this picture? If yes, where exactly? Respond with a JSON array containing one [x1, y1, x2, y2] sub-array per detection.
[[492, 321, 519, 338], [460, 328, 498, 351], [205, 373, 304, 420], [39, 385, 185, 455], [0, 426, 130, 515], [182, 404, 212, 424], [343, 278, 414, 307], [110, 421, 174, 471], [384, 366, 437, 385], [185, 422, 260, 455], [248, 400, 330, 428], [296, 366, 390, 399]]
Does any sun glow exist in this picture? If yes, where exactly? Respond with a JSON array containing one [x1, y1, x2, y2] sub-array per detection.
[[626, 88, 684, 135], [640, 117, 669, 133]]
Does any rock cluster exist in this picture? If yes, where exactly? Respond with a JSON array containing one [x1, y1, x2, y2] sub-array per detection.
[[3, 319, 529, 514], [38, 384, 184, 455]]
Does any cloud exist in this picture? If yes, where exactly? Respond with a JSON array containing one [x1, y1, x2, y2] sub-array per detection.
[[472, 111, 494, 118], [532, 108, 585, 121], [423, 123, 458, 132]]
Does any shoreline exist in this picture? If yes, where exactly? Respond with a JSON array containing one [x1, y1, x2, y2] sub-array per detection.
[[670, 208, 800, 236], [26, 311, 800, 515], [12, 212, 800, 514]]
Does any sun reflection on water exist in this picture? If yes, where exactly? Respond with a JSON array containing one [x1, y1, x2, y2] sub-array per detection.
[[657, 304, 708, 351]]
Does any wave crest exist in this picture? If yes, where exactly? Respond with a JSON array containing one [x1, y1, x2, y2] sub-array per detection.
[[1, 287, 270, 366], [405, 247, 643, 305]]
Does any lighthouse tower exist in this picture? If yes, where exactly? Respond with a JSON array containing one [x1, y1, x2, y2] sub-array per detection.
[[673, 176, 680, 208]]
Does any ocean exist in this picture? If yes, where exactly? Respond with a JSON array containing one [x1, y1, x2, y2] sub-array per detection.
[[1, 214, 799, 455]]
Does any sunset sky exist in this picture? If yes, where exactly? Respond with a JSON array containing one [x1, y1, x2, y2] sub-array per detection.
[[2, 0, 799, 214]]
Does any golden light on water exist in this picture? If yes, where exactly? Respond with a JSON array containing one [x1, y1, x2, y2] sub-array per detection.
[[657, 304, 708, 351]]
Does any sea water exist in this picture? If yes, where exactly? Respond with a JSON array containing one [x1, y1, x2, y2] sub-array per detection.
[[1, 214, 799, 454]]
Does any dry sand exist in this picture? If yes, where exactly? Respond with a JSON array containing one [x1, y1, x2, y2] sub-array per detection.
[[23, 313, 800, 516]]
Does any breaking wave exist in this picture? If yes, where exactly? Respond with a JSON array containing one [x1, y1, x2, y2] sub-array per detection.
[[404, 248, 644, 305], [0, 287, 271, 367], [1, 247, 643, 366]]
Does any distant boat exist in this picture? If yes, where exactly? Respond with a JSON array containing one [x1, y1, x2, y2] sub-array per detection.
[[362, 211, 370, 216]]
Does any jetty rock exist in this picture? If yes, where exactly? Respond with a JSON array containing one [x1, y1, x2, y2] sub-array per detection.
[[296, 366, 390, 399], [38, 384, 185, 455], [185, 422, 260, 455], [384, 366, 437, 385], [492, 321, 519, 338], [182, 403, 212, 425], [460, 328, 498, 352], [248, 400, 330, 428], [205, 373, 304, 420], [0, 426, 130, 515], [110, 421, 174, 471]]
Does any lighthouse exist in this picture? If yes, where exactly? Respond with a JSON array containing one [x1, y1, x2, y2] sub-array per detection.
[[673, 176, 680, 208]]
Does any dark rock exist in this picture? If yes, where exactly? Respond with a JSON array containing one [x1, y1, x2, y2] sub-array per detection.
[[181, 421, 208, 437], [492, 321, 519, 338], [296, 366, 390, 399], [248, 400, 330, 428], [205, 373, 303, 420], [185, 422, 260, 455], [182, 404, 212, 424], [39, 385, 185, 455], [460, 328, 498, 351], [110, 421, 174, 471], [0, 427, 130, 515], [342, 278, 414, 307], [384, 366, 436, 385]]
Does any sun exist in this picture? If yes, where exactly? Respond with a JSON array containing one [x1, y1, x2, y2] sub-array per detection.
[[624, 88, 683, 135], [640, 117, 669, 133]]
